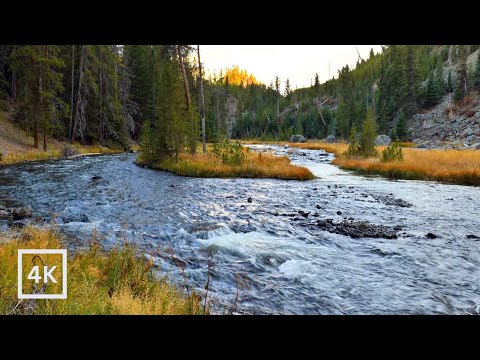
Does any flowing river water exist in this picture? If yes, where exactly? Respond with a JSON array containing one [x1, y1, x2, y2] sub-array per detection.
[[1, 145, 479, 314]]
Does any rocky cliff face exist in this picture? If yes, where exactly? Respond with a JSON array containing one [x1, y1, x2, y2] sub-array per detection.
[[409, 94, 480, 148]]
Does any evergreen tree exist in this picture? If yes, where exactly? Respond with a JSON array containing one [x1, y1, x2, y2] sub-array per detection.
[[447, 70, 454, 93], [473, 51, 480, 91], [124, 45, 156, 138], [314, 73, 320, 98], [454, 46, 467, 101], [359, 108, 378, 157], [284, 79, 291, 98], [10, 45, 65, 150], [394, 110, 408, 141], [425, 71, 438, 107], [434, 56, 445, 97]]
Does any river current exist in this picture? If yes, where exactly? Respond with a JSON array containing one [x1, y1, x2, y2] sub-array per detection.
[[1, 145, 479, 314]]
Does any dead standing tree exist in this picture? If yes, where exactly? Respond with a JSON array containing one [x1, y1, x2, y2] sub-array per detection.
[[177, 45, 195, 154], [197, 45, 206, 154]]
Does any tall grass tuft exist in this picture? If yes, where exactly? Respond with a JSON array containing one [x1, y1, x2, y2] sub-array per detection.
[[0, 226, 203, 315]]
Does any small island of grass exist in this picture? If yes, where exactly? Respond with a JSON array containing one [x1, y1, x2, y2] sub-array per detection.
[[137, 141, 314, 181]]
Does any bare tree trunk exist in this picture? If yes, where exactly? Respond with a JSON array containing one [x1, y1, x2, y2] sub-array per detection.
[[99, 49, 104, 142], [69, 45, 75, 142], [72, 45, 85, 143], [177, 45, 190, 112], [197, 45, 206, 154], [177, 45, 194, 154], [34, 124, 39, 149], [43, 45, 49, 152], [11, 71, 16, 101], [37, 51, 43, 150]]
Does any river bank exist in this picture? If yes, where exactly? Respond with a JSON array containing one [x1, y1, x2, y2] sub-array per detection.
[[0, 111, 126, 167], [245, 140, 480, 186], [0, 226, 205, 315]]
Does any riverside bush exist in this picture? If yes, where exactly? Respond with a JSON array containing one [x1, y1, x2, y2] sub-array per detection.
[[381, 142, 404, 162]]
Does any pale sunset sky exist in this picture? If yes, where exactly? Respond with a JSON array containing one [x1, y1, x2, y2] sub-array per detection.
[[200, 45, 383, 91]]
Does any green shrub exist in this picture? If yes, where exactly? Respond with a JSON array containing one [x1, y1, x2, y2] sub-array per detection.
[[344, 125, 361, 157], [381, 142, 404, 162], [212, 139, 246, 165]]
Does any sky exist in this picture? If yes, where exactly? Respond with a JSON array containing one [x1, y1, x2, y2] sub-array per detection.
[[200, 45, 383, 91]]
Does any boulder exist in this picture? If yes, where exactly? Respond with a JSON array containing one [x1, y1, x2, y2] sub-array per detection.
[[59, 207, 90, 223], [375, 135, 392, 146], [289, 134, 307, 143], [0, 209, 11, 220], [189, 223, 232, 239], [325, 135, 337, 143], [11, 206, 33, 220]]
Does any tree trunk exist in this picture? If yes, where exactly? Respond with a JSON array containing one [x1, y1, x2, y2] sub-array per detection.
[[198, 45, 206, 154], [11, 71, 16, 101], [69, 45, 75, 142], [177, 45, 194, 154], [37, 49, 43, 150], [43, 45, 49, 151], [43, 130, 47, 151], [34, 124, 39, 149], [72, 45, 85, 143], [177, 45, 190, 112], [99, 49, 104, 142]]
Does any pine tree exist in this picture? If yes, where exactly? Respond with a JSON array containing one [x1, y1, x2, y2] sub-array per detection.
[[394, 110, 408, 141], [314, 73, 320, 99], [359, 108, 378, 157], [454, 46, 467, 101], [403, 45, 418, 111], [447, 70, 454, 93], [434, 56, 445, 97], [473, 51, 480, 91], [124, 45, 156, 138], [10, 45, 65, 150], [284, 79, 291, 98], [425, 71, 438, 107], [345, 124, 360, 156]]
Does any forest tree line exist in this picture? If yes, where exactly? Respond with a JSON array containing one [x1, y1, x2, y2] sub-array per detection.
[[1, 45, 480, 160]]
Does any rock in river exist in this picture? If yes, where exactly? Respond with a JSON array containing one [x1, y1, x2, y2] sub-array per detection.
[[308, 218, 400, 239], [11, 206, 33, 220], [189, 223, 232, 239]]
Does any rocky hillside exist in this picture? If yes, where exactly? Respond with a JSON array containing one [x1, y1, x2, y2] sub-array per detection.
[[409, 93, 480, 149]]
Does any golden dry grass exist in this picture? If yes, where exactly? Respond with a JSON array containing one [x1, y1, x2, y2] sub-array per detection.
[[142, 151, 314, 180], [0, 226, 203, 315], [282, 140, 480, 186]]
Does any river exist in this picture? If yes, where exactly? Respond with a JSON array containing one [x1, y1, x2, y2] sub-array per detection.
[[1, 145, 479, 314]]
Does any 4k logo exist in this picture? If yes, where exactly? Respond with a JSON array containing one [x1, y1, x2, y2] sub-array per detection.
[[18, 249, 67, 299]]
